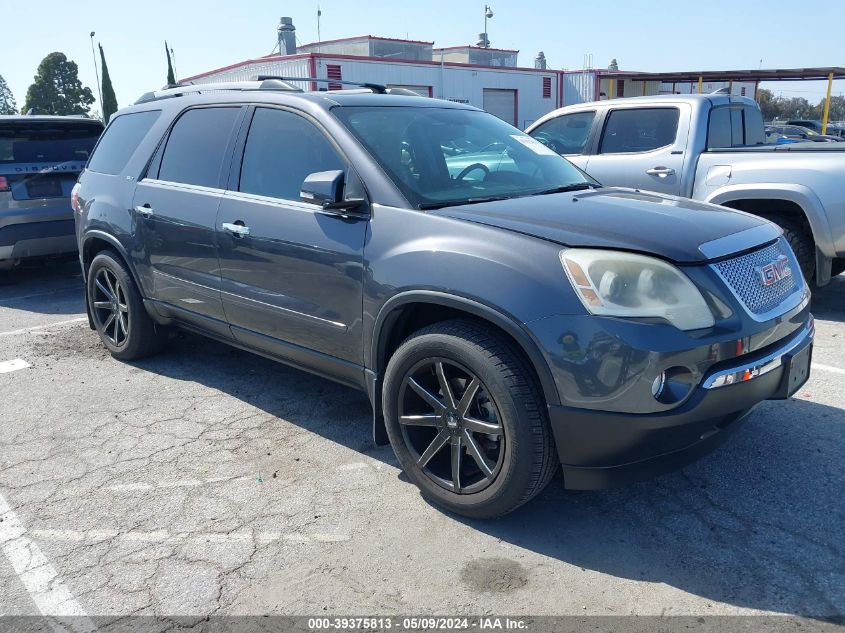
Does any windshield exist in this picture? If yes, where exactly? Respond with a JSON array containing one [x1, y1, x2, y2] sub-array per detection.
[[332, 106, 596, 208]]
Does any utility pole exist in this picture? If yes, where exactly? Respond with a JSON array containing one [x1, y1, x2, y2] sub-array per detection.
[[89, 31, 103, 110]]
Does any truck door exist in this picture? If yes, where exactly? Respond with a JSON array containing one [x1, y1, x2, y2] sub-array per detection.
[[584, 105, 689, 195], [528, 110, 596, 172]]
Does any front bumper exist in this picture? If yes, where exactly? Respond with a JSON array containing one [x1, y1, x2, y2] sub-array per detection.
[[547, 319, 814, 490]]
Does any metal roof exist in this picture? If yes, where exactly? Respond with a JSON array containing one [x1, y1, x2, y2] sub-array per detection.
[[598, 67, 845, 82]]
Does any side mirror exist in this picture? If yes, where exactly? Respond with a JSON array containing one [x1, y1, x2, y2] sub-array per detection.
[[300, 170, 365, 211]]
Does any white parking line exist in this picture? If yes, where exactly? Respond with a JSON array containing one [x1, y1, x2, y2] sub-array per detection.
[[0, 359, 31, 374], [26, 528, 351, 546], [0, 493, 95, 629], [813, 363, 845, 376], [104, 475, 251, 492], [2, 286, 81, 302], [0, 317, 87, 338]]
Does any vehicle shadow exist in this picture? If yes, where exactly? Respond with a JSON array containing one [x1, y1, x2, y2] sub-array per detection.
[[458, 396, 845, 618], [133, 332, 844, 619], [0, 258, 85, 315], [810, 273, 845, 322]]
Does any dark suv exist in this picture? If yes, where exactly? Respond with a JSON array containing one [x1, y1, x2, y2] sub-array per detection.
[[74, 79, 813, 517], [1, 115, 103, 272]]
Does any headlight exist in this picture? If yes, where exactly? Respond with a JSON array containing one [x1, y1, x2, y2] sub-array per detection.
[[560, 249, 715, 330]]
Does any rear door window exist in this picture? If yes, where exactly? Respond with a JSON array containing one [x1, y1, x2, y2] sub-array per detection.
[[158, 107, 241, 188], [599, 108, 679, 154], [707, 106, 766, 148], [87, 111, 159, 175], [529, 111, 596, 154]]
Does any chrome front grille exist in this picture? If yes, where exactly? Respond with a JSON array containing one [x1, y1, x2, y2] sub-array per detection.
[[712, 238, 801, 316]]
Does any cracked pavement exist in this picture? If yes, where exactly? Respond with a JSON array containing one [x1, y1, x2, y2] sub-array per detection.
[[0, 261, 843, 618]]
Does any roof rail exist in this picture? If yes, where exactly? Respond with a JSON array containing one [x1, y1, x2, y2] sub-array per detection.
[[134, 78, 302, 104], [255, 75, 388, 94]]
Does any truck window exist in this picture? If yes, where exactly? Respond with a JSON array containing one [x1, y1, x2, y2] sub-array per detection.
[[708, 106, 766, 148], [743, 107, 765, 145], [599, 108, 679, 154], [529, 111, 595, 154]]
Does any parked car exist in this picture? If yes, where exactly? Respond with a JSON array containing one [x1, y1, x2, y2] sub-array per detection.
[[785, 119, 845, 137], [0, 115, 104, 273], [74, 80, 813, 517], [768, 124, 842, 143], [527, 95, 845, 284], [764, 126, 801, 145]]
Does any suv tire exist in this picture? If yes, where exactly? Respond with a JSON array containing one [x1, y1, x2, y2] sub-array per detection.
[[383, 319, 557, 518], [87, 251, 166, 360]]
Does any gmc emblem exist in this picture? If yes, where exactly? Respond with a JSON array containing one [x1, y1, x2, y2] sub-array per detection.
[[757, 255, 792, 287]]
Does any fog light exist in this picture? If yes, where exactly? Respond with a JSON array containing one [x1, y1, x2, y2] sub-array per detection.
[[651, 372, 666, 398]]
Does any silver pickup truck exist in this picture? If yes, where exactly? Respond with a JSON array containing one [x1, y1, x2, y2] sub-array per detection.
[[526, 94, 845, 285]]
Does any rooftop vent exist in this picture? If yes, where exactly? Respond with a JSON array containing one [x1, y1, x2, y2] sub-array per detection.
[[535, 51, 547, 70], [278, 17, 296, 55]]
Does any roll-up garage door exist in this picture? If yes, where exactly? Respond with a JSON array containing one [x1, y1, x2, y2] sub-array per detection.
[[482, 89, 516, 126]]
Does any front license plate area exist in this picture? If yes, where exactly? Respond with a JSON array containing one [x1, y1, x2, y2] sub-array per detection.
[[779, 343, 812, 398]]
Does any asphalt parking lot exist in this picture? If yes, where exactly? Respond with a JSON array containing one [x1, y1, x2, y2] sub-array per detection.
[[0, 261, 843, 621]]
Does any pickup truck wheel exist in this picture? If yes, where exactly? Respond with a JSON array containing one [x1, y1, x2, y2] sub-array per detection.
[[87, 251, 166, 360], [777, 218, 815, 282], [383, 319, 557, 518]]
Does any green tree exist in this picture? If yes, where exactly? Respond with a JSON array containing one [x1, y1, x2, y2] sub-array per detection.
[[0, 74, 16, 114], [165, 42, 176, 86], [756, 88, 777, 121], [98, 44, 118, 123], [23, 52, 94, 115]]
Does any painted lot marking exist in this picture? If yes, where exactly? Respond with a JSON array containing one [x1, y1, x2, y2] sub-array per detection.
[[104, 475, 252, 492], [0, 493, 95, 629], [813, 362, 845, 376], [27, 529, 350, 546], [0, 317, 87, 338], [0, 359, 31, 374]]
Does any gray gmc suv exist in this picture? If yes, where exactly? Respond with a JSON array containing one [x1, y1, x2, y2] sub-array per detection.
[[73, 79, 814, 517]]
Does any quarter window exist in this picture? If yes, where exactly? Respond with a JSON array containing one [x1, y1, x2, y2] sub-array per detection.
[[158, 107, 240, 188], [87, 110, 159, 175], [529, 111, 596, 155], [239, 108, 345, 201], [599, 107, 679, 154]]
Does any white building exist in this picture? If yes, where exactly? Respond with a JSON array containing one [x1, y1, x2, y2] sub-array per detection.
[[181, 35, 562, 130], [182, 29, 767, 130]]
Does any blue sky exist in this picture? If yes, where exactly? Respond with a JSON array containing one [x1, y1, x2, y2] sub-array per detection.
[[2, 0, 841, 111]]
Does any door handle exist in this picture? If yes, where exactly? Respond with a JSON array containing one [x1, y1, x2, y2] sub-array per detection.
[[645, 167, 675, 178], [134, 204, 154, 218], [222, 221, 251, 237]]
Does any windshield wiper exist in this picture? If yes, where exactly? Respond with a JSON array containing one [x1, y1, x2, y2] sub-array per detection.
[[418, 195, 513, 210], [532, 182, 600, 196]]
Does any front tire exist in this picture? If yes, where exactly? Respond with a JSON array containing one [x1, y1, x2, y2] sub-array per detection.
[[383, 320, 557, 518], [87, 250, 166, 360]]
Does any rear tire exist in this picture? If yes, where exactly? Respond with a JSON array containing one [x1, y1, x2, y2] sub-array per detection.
[[87, 251, 166, 360], [383, 319, 557, 518]]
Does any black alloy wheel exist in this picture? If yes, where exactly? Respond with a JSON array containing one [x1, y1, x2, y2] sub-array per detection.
[[91, 267, 130, 347], [399, 358, 505, 494]]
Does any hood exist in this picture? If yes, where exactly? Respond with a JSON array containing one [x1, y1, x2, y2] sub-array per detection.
[[429, 188, 773, 263]]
